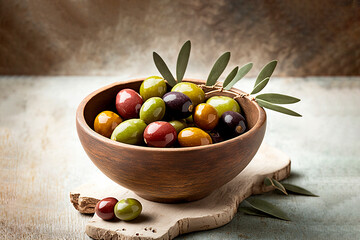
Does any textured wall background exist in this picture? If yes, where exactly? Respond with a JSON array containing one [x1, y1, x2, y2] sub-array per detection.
[[0, 0, 359, 77]]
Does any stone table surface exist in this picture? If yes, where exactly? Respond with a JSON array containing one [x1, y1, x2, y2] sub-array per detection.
[[0, 76, 359, 239]]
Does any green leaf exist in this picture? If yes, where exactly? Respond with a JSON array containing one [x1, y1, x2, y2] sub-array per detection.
[[245, 198, 290, 221], [206, 52, 231, 86], [282, 183, 319, 197], [223, 62, 253, 90], [222, 66, 238, 89], [176, 40, 191, 83], [250, 77, 270, 94], [239, 207, 269, 217], [254, 60, 277, 87], [256, 93, 300, 104], [264, 177, 288, 195], [153, 52, 177, 87], [256, 98, 302, 117]]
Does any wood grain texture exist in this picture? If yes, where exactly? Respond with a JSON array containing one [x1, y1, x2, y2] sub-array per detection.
[[70, 144, 291, 240], [76, 78, 266, 202], [0, 0, 359, 76]]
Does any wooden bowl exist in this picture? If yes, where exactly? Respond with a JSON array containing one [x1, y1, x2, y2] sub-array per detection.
[[76, 78, 266, 203]]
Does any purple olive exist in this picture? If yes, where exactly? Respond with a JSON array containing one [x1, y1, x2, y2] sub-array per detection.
[[218, 111, 247, 138], [208, 130, 224, 143], [162, 92, 193, 119]]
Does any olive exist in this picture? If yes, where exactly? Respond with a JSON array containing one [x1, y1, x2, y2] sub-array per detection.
[[171, 82, 205, 107], [178, 127, 212, 147], [111, 119, 147, 145], [218, 111, 247, 138], [94, 111, 122, 138], [208, 130, 224, 143], [185, 115, 193, 123], [193, 103, 219, 130], [163, 92, 193, 119], [114, 198, 142, 221], [115, 89, 143, 119], [139, 76, 167, 101], [169, 120, 187, 134], [206, 96, 241, 118], [140, 97, 166, 124], [143, 121, 177, 147], [95, 197, 118, 221]]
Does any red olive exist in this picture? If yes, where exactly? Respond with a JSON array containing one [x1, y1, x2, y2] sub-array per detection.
[[143, 121, 177, 147], [115, 89, 143, 119], [95, 197, 118, 221]]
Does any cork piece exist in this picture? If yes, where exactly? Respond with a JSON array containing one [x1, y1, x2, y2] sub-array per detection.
[[70, 144, 291, 240]]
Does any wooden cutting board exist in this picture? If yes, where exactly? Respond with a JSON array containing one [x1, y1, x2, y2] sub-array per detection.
[[70, 144, 291, 240]]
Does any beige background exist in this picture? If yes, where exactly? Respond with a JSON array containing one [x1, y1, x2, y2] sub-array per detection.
[[0, 0, 359, 77]]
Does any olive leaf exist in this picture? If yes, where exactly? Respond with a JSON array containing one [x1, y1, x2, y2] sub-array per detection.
[[222, 66, 238, 89], [250, 77, 269, 94], [256, 98, 302, 117], [206, 52, 231, 86], [239, 207, 269, 217], [282, 183, 319, 197], [264, 177, 288, 195], [254, 60, 277, 87], [176, 40, 191, 83], [256, 93, 300, 104], [245, 198, 290, 221], [153, 52, 177, 87], [223, 62, 253, 90]]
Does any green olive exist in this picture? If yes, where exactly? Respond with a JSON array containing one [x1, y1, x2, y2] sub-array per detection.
[[171, 82, 205, 107], [111, 119, 147, 145], [140, 97, 166, 124], [169, 120, 187, 134], [206, 96, 241, 118], [114, 198, 142, 221], [139, 76, 167, 101]]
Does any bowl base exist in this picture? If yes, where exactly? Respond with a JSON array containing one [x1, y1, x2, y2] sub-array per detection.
[[134, 192, 210, 203]]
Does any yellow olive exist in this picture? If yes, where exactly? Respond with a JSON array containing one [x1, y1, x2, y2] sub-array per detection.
[[94, 111, 122, 138], [178, 127, 212, 147], [193, 103, 219, 130], [171, 82, 205, 107]]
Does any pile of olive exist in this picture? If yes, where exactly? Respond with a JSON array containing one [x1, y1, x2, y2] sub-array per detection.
[[93, 76, 247, 147], [95, 197, 142, 221]]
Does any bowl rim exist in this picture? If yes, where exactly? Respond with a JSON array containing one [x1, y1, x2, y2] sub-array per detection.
[[76, 78, 266, 152]]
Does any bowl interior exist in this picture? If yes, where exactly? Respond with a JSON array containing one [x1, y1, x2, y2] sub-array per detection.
[[83, 79, 260, 144]]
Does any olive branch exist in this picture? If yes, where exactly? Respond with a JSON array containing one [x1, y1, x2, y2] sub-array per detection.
[[153, 40, 302, 117]]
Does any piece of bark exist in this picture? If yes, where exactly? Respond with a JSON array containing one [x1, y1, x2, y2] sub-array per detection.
[[70, 144, 290, 240]]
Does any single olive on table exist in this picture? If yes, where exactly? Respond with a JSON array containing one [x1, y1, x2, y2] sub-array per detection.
[[114, 198, 142, 221], [95, 197, 118, 221]]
